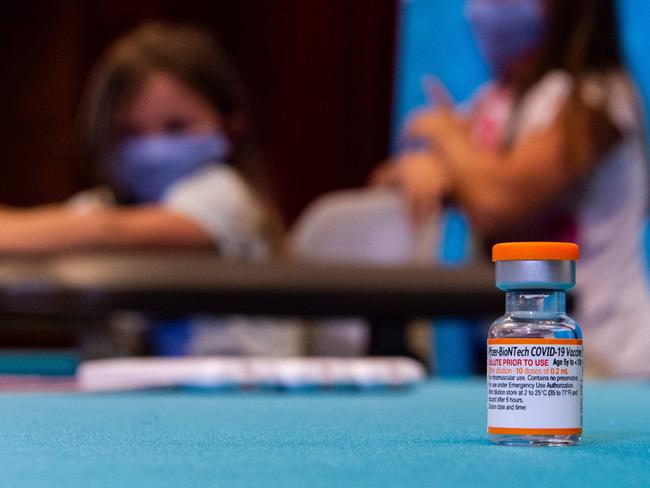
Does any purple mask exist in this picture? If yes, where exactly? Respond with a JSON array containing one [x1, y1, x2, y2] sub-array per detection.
[[465, 0, 546, 74]]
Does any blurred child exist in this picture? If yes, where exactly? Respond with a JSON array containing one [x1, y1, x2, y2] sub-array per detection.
[[0, 23, 300, 356], [374, 0, 650, 376]]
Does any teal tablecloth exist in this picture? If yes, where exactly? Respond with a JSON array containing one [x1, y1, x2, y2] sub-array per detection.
[[0, 380, 648, 487]]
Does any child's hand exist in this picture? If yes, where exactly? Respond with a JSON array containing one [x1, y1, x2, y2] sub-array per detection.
[[401, 76, 464, 150], [397, 151, 452, 225], [372, 152, 452, 226], [371, 77, 460, 225]]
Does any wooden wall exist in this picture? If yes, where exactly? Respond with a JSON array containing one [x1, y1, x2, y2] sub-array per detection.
[[1, 0, 397, 223]]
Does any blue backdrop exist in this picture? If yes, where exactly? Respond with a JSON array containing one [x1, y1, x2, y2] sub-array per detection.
[[392, 0, 650, 375], [393, 0, 650, 138]]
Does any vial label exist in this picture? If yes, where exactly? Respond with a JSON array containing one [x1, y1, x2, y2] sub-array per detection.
[[487, 338, 583, 435]]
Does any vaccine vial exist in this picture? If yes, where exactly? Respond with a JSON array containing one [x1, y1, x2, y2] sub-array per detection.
[[487, 242, 583, 446]]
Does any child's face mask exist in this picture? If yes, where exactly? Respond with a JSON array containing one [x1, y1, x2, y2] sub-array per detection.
[[465, 0, 546, 75], [111, 132, 230, 203]]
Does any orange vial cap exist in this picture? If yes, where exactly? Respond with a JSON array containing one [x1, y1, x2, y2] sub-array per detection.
[[492, 242, 580, 262]]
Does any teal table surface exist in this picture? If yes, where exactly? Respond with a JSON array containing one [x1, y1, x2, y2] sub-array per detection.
[[0, 380, 648, 487]]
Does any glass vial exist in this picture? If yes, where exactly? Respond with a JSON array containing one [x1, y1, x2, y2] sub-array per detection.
[[488, 242, 583, 446]]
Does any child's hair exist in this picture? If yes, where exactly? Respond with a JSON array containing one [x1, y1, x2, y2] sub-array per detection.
[[520, 0, 623, 92], [78, 22, 284, 251], [508, 0, 630, 162]]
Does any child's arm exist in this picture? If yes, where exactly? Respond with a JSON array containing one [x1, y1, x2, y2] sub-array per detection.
[[403, 101, 619, 237], [0, 205, 215, 254]]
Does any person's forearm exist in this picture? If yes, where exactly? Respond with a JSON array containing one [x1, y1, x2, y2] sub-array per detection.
[[433, 125, 565, 236], [431, 126, 508, 226], [0, 208, 112, 253], [100, 207, 215, 249], [0, 206, 214, 254]]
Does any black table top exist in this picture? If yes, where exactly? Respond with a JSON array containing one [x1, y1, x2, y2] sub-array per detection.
[[0, 253, 501, 319]]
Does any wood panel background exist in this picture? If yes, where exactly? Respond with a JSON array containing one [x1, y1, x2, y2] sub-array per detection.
[[1, 0, 397, 223]]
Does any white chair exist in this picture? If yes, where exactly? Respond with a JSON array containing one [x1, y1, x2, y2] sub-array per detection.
[[290, 188, 439, 356]]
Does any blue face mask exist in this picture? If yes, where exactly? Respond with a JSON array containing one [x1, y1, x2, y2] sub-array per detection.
[[465, 0, 546, 74], [111, 132, 230, 203]]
